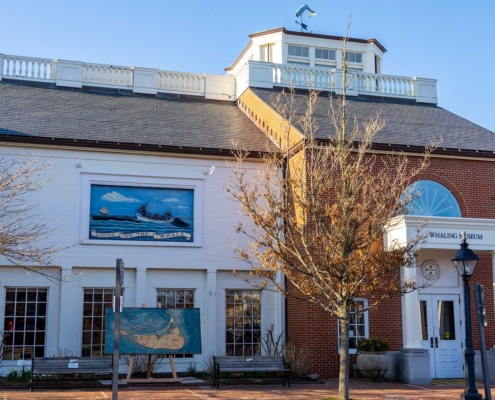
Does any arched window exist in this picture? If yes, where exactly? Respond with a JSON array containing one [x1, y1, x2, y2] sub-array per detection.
[[403, 180, 461, 218]]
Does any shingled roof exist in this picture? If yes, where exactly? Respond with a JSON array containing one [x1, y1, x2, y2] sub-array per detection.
[[252, 88, 495, 152], [0, 81, 274, 154]]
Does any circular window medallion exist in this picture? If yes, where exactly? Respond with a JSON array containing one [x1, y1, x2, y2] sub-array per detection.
[[422, 260, 440, 280]]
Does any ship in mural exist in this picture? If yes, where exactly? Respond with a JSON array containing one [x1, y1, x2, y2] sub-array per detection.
[[91, 203, 189, 227]]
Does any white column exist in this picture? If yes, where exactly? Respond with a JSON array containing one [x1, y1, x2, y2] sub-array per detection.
[[309, 46, 315, 68], [135, 267, 146, 307], [58, 265, 75, 352], [336, 49, 343, 70], [206, 270, 217, 355], [275, 271, 286, 339], [402, 256, 423, 349]]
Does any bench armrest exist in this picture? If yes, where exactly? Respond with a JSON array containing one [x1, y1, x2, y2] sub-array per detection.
[[284, 361, 291, 371]]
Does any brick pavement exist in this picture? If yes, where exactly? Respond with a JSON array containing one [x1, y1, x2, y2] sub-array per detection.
[[0, 380, 492, 399]]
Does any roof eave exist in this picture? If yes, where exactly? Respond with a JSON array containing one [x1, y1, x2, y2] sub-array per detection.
[[313, 138, 495, 158], [0, 134, 271, 159]]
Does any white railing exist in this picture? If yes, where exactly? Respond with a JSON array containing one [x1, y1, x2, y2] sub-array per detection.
[[82, 63, 133, 87], [0, 53, 232, 99], [2, 55, 55, 80], [352, 71, 414, 97], [272, 64, 415, 98], [273, 65, 334, 90], [157, 70, 204, 94]]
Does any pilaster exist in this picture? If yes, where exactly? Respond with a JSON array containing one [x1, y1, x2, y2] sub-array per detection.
[[206, 271, 217, 355], [58, 264, 75, 352], [402, 255, 423, 349], [135, 267, 147, 307]]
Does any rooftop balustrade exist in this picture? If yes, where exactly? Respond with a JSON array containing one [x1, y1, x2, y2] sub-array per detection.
[[0, 54, 438, 104], [251, 61, 437, 104]]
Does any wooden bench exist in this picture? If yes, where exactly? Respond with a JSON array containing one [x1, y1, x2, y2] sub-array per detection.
[[30, 356, 113, 391], [213, 356, 290, 388]]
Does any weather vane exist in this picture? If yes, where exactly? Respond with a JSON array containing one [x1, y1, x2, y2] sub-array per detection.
[[295, 4, 317, 32]]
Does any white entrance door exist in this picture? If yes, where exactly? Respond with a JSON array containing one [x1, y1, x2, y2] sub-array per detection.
[[418, 294, 463, 378]]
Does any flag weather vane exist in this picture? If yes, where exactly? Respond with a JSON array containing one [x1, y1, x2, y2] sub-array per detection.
[[295, 4, 317, 32]]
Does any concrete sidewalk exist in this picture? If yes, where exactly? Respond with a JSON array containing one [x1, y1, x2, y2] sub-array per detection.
[[1, 379, 492, 399]]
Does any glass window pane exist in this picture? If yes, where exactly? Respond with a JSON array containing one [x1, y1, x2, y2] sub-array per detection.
[[402, 180, 461, 217], [6, 290, 15, 302], [438, 301, 456, 340], [16, 290, 26, 302], [154, 289, 195, 358], [356, 53, 362, 63], [419, 300, 428, 341], [225, 290, 261, 356], [37, 290, 47, 302]]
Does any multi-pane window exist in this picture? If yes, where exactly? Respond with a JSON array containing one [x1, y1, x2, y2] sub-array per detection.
[[82, 288, 119, 357], [225, 290, 261, 357], [288, 45, 309, 58], [315, 48, 336, 60], [345, 52, 363, 63], [338, 299, 368, 353], [157, 289, 195, 358], [4, 288, 47, 360]]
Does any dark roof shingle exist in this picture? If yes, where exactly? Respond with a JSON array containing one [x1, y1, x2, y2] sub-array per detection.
[[0, 82, 273, 152], [252, 88, 495, 152]]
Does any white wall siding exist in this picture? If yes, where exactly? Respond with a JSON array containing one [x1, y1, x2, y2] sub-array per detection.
[[0, 145, 284, 373]]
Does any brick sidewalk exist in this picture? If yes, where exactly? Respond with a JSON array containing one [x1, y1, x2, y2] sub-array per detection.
[[0, 380, 492, 399]]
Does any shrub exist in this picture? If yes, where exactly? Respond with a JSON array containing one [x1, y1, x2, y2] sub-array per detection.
[[122, 355, 164, 378], [187, 362, 198, 377], [202, 351, 217, 379], [6, 368, 32, 382], [283, 341, 311, 377], [357, 337, 390, 352]]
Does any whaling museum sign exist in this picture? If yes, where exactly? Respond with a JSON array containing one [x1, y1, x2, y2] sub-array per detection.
[[428, 231, 483, 241], [386, 216, 495, 252]]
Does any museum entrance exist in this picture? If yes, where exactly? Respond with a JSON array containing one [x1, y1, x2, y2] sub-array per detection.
[[418, 294, 463, 379]]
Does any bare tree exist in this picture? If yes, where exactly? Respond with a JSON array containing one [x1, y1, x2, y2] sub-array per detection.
[[227, 22, 436, 400], [0, 153, 63, 280]]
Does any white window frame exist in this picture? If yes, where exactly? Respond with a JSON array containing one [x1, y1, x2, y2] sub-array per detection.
[[344, 51, 363, 64], [315, 48, 336, 61], [288, 45, 309, 59], [156, 288, 195, 358], [337, 298, 369, 354], [225, 289, 262, 357], [81, 288, 121, 357], [80, 173, 203, 247], [4, 287, 48, 361]]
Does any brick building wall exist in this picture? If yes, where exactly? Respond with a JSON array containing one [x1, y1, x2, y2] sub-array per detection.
[[286, 154, 495, 378]]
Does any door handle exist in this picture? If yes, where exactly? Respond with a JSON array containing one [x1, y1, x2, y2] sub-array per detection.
[[430, 337, 433, 348], [435, 337, 438, 348]]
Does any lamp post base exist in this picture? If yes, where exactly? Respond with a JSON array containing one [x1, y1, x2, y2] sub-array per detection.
[[461, 391, 482, 400]]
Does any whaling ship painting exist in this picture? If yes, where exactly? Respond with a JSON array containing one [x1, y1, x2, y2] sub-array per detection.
[[89, 185, 194, 242]]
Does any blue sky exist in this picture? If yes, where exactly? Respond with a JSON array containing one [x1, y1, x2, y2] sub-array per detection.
[[90, 185, 193, 218], [2, 1, 494, 131]]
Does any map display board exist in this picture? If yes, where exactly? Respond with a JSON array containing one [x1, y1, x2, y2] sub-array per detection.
[[105, 308, 201, 355]]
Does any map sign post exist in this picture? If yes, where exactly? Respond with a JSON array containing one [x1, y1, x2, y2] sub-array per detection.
[[112, 259, 124, 400]]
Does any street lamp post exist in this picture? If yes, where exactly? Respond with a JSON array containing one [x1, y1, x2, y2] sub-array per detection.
[[451, 232, 482, 400]]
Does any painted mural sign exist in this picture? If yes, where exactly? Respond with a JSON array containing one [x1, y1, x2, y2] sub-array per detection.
[[89, 185, 194, 242], [105, 308, 202, 355]]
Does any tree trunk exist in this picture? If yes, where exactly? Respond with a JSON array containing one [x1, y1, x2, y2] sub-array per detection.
[[338, 307, 350, 400]]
